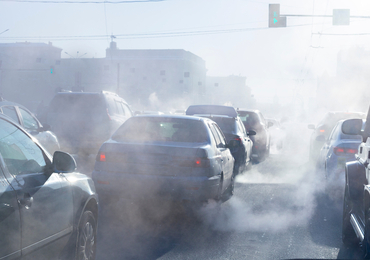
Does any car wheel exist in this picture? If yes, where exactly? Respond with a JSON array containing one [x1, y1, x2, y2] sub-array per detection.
[[76, 210, 97, 260], [342, 184, 358, 246]]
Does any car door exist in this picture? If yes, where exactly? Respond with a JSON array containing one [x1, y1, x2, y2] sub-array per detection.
[[209, 123, 233, 189], [0, 167, 21, 260], [0, 118, 74, 259], [237, 118, 252, 162]]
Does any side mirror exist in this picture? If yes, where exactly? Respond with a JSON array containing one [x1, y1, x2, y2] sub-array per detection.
[[315, 135, 326, 142], [247, 130, 256, 136], [342, 118, 363, 135], [53, 151, 76, 173], [267, 122, 274, 128], [308, 124, 315, 130]]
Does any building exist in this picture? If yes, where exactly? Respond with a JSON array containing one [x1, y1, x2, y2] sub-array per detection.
[[0, 41, 207, 112], [206, 75, 253, 108], [0, 42, 62, 110]]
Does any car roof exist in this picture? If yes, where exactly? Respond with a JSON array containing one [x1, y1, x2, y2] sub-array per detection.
[[186, 105, 238, 118], [134, 114, 211, 122], [53, 91, 129, 104]]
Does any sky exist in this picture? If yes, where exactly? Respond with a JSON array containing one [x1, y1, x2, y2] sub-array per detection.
[[2, 0, 370, 105]]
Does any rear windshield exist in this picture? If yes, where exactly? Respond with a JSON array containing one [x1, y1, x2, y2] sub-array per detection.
[[112, 117, 209, 143], [237, 111, 260, 126], [49, 94, 105, 115], [320, 112, 365, 129], [204, 117, 236, 134]]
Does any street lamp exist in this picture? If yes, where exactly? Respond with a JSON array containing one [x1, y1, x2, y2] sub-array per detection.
[[0, 29, 9, 35], [64, 51, 87, 58]]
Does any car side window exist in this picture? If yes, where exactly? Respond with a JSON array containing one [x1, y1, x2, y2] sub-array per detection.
[[237, 119, 245, 135], [106, 96, 118, 115], [1, 106, 20, 124], [0, 119, 48, 176], [115, 101, 125, 116], [209, 124, 223, 148], [213, 124, 227, 147], [19, 108, 39, 131], [122, 103, 133, 117]]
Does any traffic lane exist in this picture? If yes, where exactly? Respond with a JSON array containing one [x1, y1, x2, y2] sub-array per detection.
[[95, 154, 362, 259]]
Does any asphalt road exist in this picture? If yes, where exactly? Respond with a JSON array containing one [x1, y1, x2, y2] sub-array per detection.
[[94, 145, 365, 260]]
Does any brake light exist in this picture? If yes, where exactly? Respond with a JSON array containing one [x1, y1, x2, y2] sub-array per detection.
[[333, 147, 357, 156], [194, 157, 210, 168], [97, 152, 106, 162], [319, 129, 325, 133]]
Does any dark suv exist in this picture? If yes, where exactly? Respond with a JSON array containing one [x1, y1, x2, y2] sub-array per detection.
[[46, 91, 133, 156], [0, 115, 98, 260], [186, 105, 255, 174]]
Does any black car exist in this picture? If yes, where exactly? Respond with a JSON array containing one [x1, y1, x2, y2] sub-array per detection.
[[0, 115, 98, 260], [186, 105, 255, 174], [237, 109, 271, 162], [46, 91, 132, 156]]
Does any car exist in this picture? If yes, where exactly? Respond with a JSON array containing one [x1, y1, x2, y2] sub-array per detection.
[[340, 106, 370, 256], [0, 114, 98, 260], [186, 105, 255, 174], [266, 118, 284, 151], [0, 98, 60, 155], [317, 119, 365, 199], [237, 109, 271, 162], [92, 115, 236, 208], [46, 91, 133, 156], [308, 111, 366, 162]]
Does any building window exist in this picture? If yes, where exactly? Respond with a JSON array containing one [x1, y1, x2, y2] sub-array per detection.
[[0, 60, 2, 68], [179, 80, 183, 84], [184, 72, 190, 78], [130, 68, 135, 73], [215, 83, 219, 87], [36, 58, 41, 63], [143, 77, 147, 80], [104, 65, 109, 71], [55, 60, 61, 65], [198, 82, 202, 86], [162, 78, 166, 83], [160, 70, 166, 76]]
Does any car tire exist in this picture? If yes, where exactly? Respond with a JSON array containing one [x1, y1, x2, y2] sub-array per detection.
[[76, 210, 97, 260], [342, 184, 358, 246]]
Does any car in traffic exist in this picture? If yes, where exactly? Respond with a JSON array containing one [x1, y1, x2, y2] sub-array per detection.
[[237, 109, 271, 162], [92, 115, 236, 208], [266, 118, 284, 150], [0, 98, 60, 155], [317, 119, 364, 199], [186, 105, 255, 174], [0, 114, 98, 260], [340, 105, 370, 256], [308, 111, 366, 162], [46, 91, 132, 156]]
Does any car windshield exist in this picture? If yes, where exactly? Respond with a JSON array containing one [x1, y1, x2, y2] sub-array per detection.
[[203, 116, 236, 134], [49, 94, 105, 116], [112, 117, 208, 143], [238, 111, 260, 126]]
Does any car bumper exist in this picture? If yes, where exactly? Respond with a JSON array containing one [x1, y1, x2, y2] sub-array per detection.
[[93, 171, 221, 203]]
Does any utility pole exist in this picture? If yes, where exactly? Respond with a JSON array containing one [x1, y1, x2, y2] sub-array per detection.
[[116, 63, 120, 95]]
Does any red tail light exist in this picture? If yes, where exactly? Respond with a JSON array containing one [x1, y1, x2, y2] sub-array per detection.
[[319, 129, 325, 133], [333, 147, 357, 156], [179, 157, 210, 168], [97, 152, 106, 162]]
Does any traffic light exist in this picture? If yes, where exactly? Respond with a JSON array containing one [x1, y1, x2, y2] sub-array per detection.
[[269, 4, 286, 28]]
